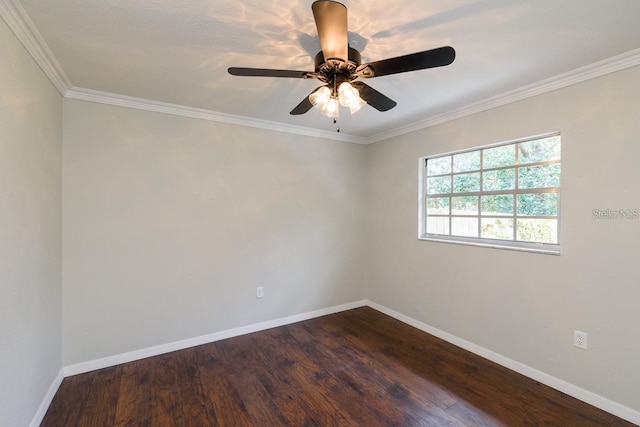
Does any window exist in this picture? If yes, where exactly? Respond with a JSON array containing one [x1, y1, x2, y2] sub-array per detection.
[[419, 134, 561, 254]]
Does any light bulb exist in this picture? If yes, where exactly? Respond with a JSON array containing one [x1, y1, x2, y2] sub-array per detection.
[[320, 97, 340, 118], [338, 82, 366, 114], [338, 82, 356, 106], [309, 86, 331, 108]]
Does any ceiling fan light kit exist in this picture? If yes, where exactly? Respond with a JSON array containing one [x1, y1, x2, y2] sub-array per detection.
[[228, 0, 456, 128], [308, 81, 366, 119]]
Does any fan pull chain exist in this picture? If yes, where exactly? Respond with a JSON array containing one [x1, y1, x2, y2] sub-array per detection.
[[334, 117, 340, 133]]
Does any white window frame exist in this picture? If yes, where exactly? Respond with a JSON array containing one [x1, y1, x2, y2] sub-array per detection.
[[418, 133, 561, 255]]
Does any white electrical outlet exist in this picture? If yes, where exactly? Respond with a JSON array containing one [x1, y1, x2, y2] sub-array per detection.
[[574, 330, 588, 350], [256, 287, 264, 299]]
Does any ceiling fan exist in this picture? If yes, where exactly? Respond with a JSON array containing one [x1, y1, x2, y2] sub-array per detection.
[[228, 0, 455, 126]]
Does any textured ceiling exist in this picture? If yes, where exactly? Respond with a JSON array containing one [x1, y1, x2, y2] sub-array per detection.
[[15, 0, 640, 139]]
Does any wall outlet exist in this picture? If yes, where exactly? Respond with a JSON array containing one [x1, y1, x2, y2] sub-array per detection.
[[574, 330, 588, 350], [256, 287, 264, 299]]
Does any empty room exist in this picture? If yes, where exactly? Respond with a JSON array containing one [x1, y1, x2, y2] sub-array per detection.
[[2, 0, 640, 425]]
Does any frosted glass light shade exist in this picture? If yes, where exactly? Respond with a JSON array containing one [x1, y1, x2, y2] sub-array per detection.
[[309, 86, 340, 118], [338, 82, 366, 114], [321, 97, 340, 118], [309, 86, 331, 108]]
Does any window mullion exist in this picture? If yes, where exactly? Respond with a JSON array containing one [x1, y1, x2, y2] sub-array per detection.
[[479, 151, 484, 238], [514, 143, 520, 241]]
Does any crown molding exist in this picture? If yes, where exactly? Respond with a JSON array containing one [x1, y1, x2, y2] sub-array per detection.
[[65, 87, 368, 144], [4, 0, 638, 144], [67, 47, 640, 146], [0, 0, 71, 94], [368, 47, 640, 144]]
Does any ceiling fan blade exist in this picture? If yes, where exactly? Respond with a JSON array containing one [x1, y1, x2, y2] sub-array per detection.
[[312, 0, 348, 63], [289, 91, 316, 115], [351, 81, 397, 111], [362, 46, 455, 78], [228, 67, 311, 78]]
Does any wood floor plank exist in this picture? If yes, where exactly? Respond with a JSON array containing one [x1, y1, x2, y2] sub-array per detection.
[[311, 311, 461, 412], [113, 359, 153, 427], [215, 334, 292, 425], [41, 307, 637, 427], [150, 353, 184, 426], [40, 371, 96, 427], [256, 326, 359, 426], [344, 308, 635, 427], [245, 331, 326, 426], [193, 341, 254, 426], [77, 365, 123, 427], [340, 308, 565, 425], [297, 317, 461, 426], [302, 315, 465, 426], [286, 321, 400, 425], [173, 347, 217, 426]]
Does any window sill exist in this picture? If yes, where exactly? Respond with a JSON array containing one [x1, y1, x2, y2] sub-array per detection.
[[418, 235, 561, 255]]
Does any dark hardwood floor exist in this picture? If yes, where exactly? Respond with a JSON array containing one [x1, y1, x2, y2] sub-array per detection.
[[42, 307, 635, 426]]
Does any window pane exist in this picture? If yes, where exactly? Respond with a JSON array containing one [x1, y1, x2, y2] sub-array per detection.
[[517, 193, 558, 216], [427, 217, 449, 235], [481, 218, 514, 240], [427, 176, 451, 195], [453, 172, 480, 193], [519, 136, 561, 164], [481, 195, 514, 216], [453, 151, 480, 173], [452, 217, 478, 237], [427, 197, 449, 215], [483, 145, 515, 169], [516, 219, 558, 243], [427, 156, 451, 176], [451, 196, 478, 215], [519, 164, 561, 189], [422, 135, 561, 251], [483, 168, 515, 191]]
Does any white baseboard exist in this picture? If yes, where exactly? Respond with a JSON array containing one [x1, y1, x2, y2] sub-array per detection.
[[29, 368, 64, 427], [63, 300, 367, 377], [365, 300, 640, 426], [56, 298, 639, 425]]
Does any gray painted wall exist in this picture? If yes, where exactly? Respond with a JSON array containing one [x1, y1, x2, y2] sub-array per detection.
[[366, 65, 640, 411], [0, 17, 62, 427], [62, 99, 368, 365]]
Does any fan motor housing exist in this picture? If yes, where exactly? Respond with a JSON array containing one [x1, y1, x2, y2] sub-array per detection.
[[315, 46, 361, 75]]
